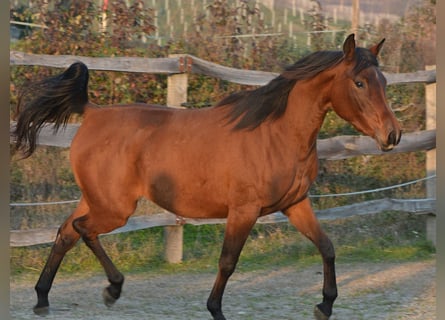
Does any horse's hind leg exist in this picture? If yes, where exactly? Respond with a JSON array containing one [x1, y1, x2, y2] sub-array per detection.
[[284, 198, 337, 320], [72, 214, 124, 307], [33, 200, 87, 315]]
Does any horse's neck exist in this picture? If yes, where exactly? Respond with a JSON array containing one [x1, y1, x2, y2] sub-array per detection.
[[280, 78, 332, 154]]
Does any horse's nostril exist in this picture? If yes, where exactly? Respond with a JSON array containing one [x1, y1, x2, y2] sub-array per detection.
[[388, 130, 399, 146]]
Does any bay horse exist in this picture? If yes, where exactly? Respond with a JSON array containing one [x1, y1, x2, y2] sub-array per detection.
[[12, 34, 401, 320]]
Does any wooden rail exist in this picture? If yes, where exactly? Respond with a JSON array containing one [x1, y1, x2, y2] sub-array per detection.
[[9, 52, 437, 252], [10, 50, 437, 86]]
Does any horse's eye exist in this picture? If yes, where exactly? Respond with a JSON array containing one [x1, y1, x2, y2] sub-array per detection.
[[355, 81, 364, 88]]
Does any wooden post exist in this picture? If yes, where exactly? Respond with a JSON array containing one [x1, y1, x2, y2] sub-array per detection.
[[351, 0, 360, 36], [271, 8, 276, 29], [167, 55, 188, 108], [164, 55, 188, 263], [425, 65, 436, 246], [299, 8, 304, 24], [154, 9, 160, 46], [164, 225, 183, 263], [100, 0, 108, 34]]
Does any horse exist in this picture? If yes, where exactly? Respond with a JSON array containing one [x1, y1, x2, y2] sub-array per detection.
[[12, 34, 401, 320]]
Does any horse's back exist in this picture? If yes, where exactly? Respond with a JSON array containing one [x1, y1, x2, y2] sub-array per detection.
[[70, 104, 173, 165]]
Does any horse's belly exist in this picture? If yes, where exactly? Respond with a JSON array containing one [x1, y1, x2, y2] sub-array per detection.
[[149, 196, 229, 219], [143, 172, 229, 219]]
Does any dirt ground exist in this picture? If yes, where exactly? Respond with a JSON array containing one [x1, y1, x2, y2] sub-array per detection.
[[10, 259, 435, 320]]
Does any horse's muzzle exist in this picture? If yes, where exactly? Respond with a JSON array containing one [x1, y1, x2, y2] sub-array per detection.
[[380, 130, 402, 152]]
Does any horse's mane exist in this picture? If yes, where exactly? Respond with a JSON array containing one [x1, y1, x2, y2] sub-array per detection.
[[216, 47, 379, 130]]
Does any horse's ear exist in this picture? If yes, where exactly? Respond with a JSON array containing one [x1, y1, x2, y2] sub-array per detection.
[[369, 38, 386, 57], [343, 34, 356, 61]]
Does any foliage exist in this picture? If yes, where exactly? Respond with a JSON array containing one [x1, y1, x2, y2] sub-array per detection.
[[11, 0, 155, 54], [400, 0, 436, 69], [304, 0, 329, 51], [190, 0, 275, 69], [10, 0, 164, 108], [167, 0, 286, 106]]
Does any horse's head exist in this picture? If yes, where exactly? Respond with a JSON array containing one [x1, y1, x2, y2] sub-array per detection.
[[330, 34, 401, 151]]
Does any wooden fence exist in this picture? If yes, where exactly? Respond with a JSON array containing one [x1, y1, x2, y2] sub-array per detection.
[[9, 52, 437, 260], [10, 50, 436, 86]]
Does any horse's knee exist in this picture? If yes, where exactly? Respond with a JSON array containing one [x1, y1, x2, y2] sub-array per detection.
[[218, 257, 237, 278]]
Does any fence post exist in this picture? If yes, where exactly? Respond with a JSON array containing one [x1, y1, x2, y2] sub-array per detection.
[[425, 65, 436, 247], [351, 0, 360, 36], [163, 54, 188, 263]]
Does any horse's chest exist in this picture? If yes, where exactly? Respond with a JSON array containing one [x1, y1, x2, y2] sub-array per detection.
[[271, 155, 318, 210]]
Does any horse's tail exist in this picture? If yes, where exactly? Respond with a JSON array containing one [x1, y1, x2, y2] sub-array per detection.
[[12, 62, 90, 158]]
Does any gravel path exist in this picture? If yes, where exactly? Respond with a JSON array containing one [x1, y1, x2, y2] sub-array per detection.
[[10, 259, 435, 319]]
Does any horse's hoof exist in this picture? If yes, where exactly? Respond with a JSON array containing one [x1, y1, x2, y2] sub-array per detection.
[[33, 305, 50, 316], [314, 305, 330, 320], [102, 288, 117, 307]]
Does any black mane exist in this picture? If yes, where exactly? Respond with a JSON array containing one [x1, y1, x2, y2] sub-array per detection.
[[216, 47, 378, 130]]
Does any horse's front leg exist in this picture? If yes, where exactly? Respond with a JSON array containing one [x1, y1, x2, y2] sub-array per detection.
[[284, 198, 337, 320], [207, 207, 258, 320]]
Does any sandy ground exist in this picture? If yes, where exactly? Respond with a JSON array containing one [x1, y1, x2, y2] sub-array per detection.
[[10, 259, 435, 320]]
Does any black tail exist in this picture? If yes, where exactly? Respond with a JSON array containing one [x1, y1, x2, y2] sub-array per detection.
[[12, 62, 89, 158]]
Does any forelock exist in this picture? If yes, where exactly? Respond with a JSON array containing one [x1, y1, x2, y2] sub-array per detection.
[[353, 48, 379, 75]]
